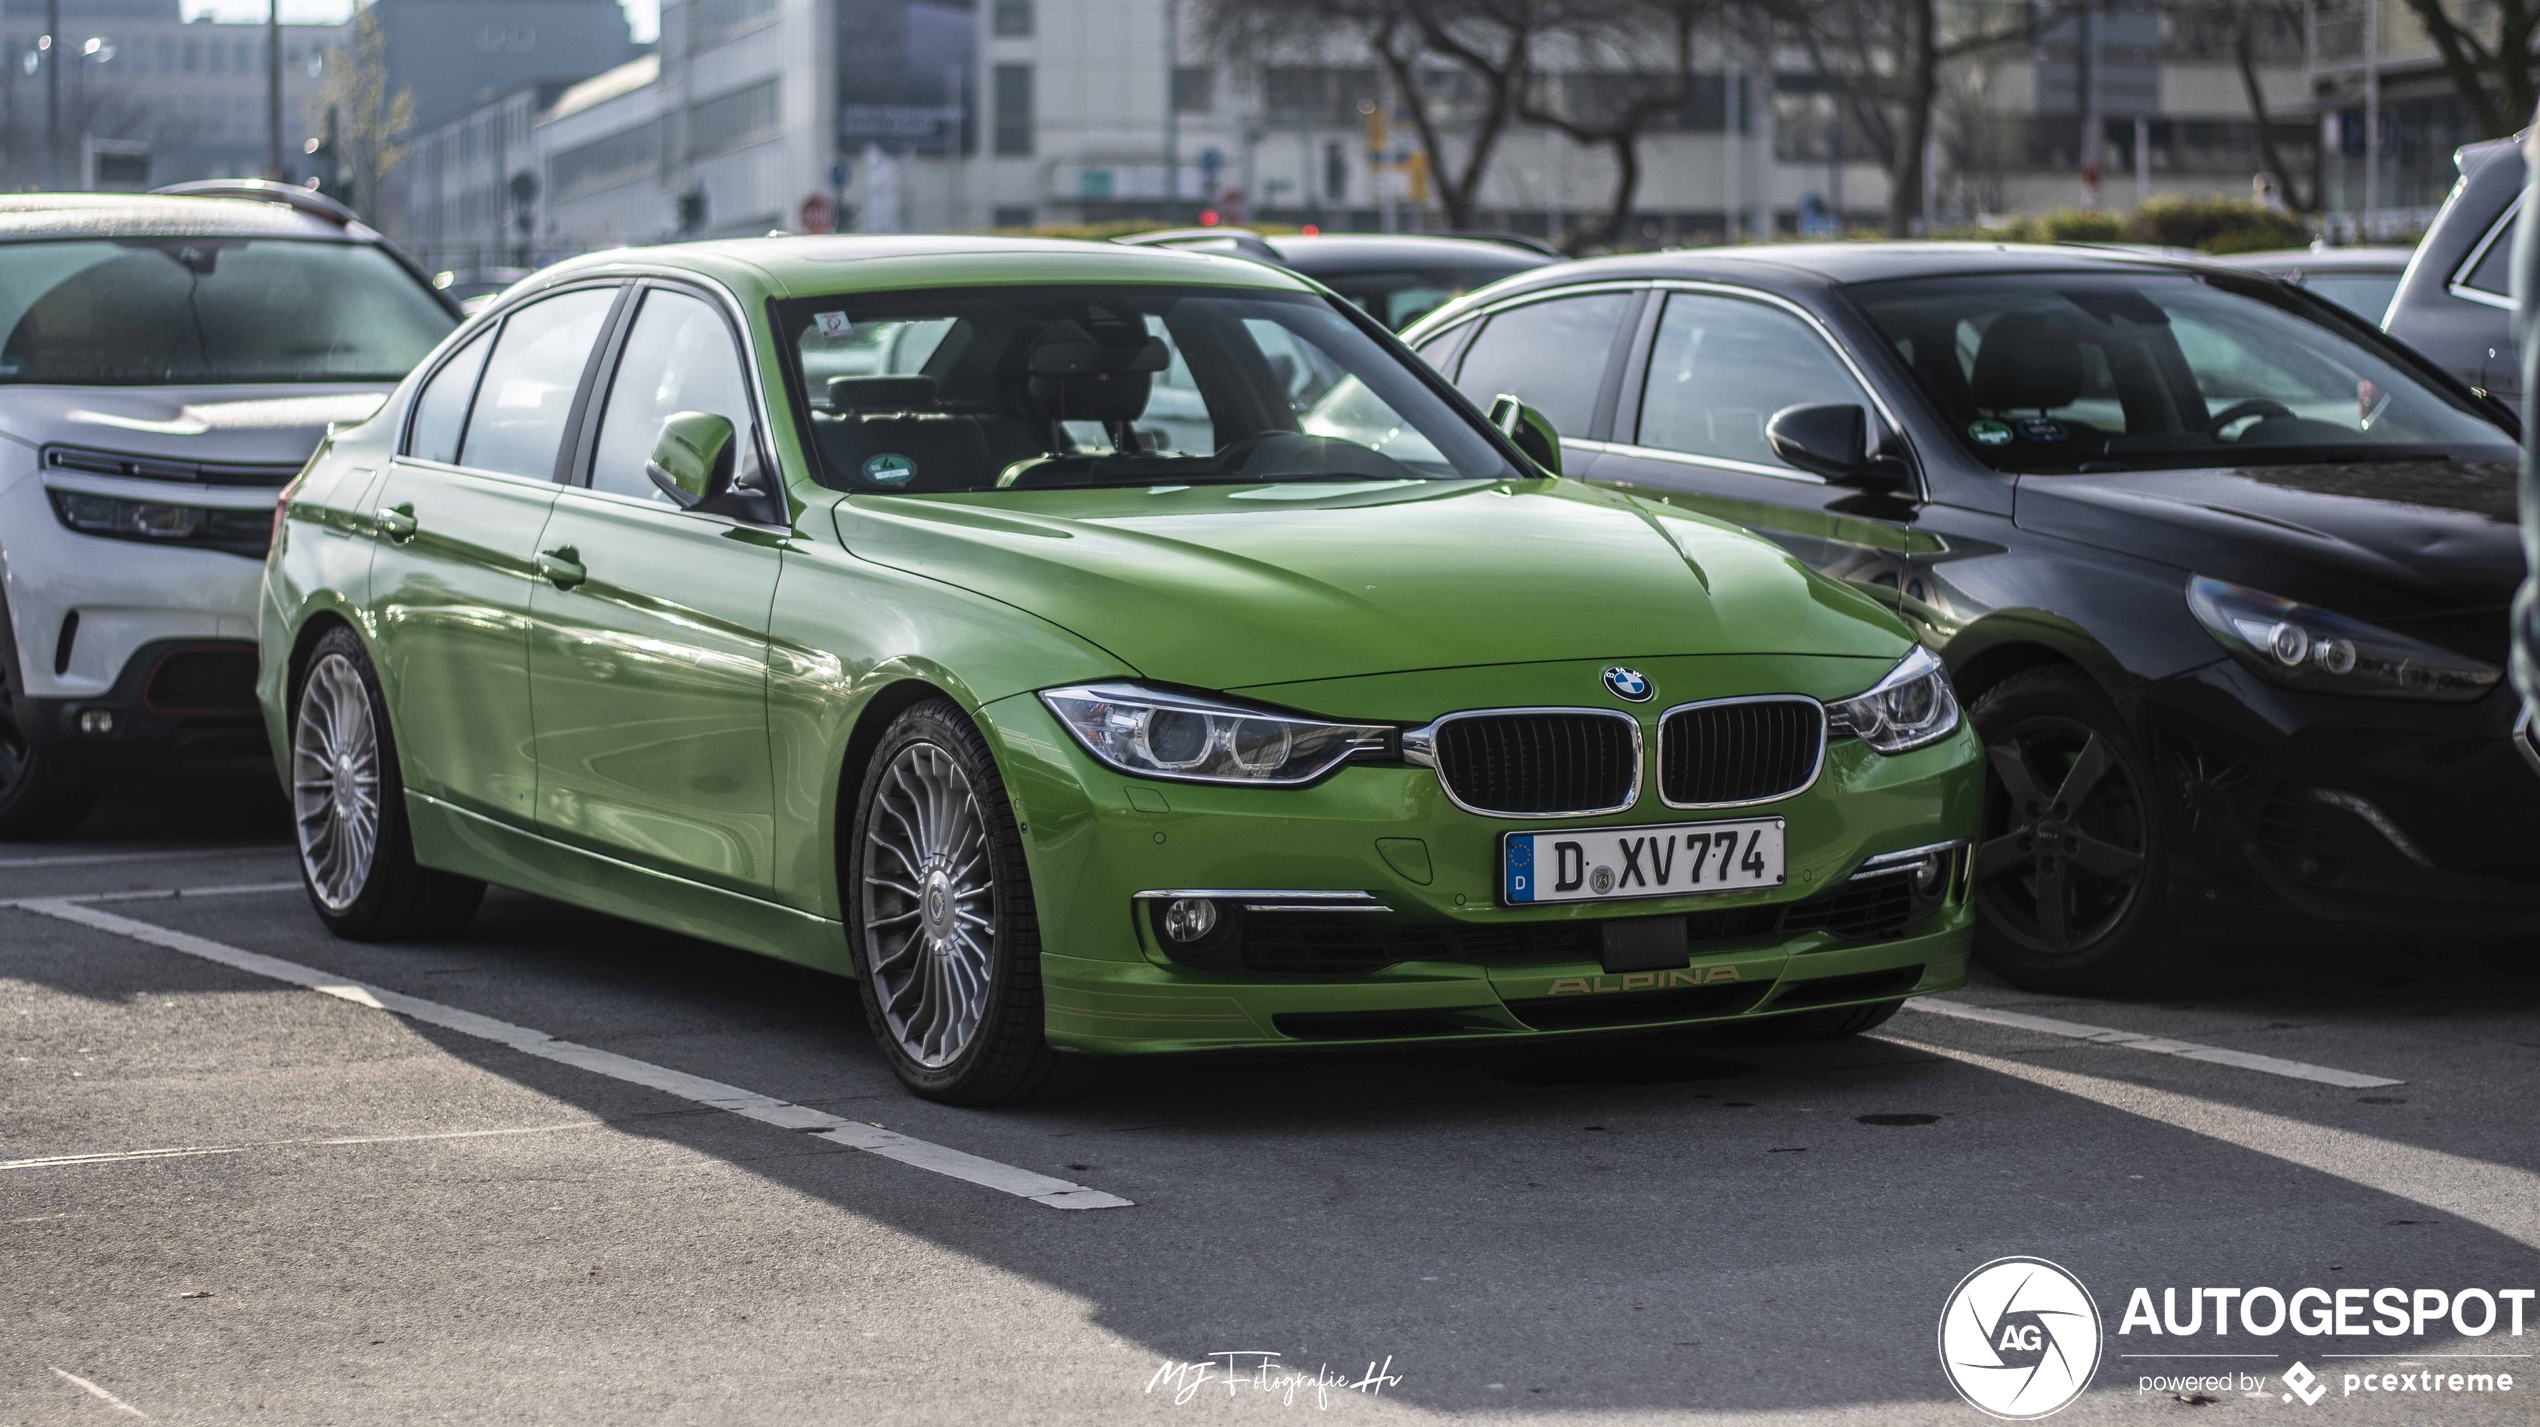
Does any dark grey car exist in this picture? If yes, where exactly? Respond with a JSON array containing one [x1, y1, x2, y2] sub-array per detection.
[[2387, 135, 2521, 400]]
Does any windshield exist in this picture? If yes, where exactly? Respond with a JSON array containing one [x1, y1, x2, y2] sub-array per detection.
[[1846, 272, 2515, 472], [1314, 265, 1542, 330], [779, 285, 1522, 493], [0, 237, 455, 386]]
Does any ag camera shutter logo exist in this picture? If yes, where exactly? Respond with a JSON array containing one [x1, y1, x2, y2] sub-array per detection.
[[1939, 1257, 2103, 1419]]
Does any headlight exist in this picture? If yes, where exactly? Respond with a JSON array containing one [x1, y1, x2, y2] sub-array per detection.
[[1828, 645, 1960, 754], [1040, 682, 1394, 786], [2186, 576, 2500, 702], [47, 489, 271, 556]]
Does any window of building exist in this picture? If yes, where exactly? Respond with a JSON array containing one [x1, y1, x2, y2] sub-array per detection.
[[689, 78, 781, 158], [695, 0, 778, 41], [992, 205, 1034, 228], [551, 120, 664, 202], [1172, 66, 1214, 115], [992, 0, 1033, 36], [161, 38, 175, 71], [993, 63, 1033, 157]]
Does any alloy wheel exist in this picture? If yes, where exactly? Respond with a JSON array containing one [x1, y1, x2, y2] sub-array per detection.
[[1972, 718, 2148, 954], [292, 652, 382, 911], [861, 741, 997, 1068]]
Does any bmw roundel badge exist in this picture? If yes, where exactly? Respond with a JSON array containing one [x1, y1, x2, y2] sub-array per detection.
[[1602, 666, 1653, 702]]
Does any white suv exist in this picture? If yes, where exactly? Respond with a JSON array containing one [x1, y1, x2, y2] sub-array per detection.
[[0, 185, 458, 836]]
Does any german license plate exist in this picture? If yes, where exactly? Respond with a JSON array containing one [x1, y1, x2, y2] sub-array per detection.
[[1503, 818, 1786, 906]]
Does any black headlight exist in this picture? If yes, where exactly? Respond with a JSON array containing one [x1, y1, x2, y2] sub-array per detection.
[[48, 490, 272, 558], [2187, 576, 2500, 702]]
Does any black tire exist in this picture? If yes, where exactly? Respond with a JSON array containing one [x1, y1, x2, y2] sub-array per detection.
[[1968, 666, 2174, 994], [0, 595, 95, 840], [845, 698, 1067, 1105], [289, 625, 484, 941], [1727, 997, 1905, 1041]]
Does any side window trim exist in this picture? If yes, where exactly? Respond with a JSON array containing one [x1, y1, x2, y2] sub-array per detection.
[[1414, 318, 1479, 380], [399, 323, 497, 463], [2450, 192, 2522, 309], [1602, 286, 1663, 445], [567, 277, 779, 516]]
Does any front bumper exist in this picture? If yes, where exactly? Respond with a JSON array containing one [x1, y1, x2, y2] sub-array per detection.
[[2145, 660, 2540, 930], [980, 654, 1982, 1054]]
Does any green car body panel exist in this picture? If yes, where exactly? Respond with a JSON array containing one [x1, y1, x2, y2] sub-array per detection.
[[258, 236, 1979, 1055]]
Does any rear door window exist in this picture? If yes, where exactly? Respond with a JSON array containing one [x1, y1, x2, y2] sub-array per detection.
[[457, 287, 618, 481], [407, 329, 493, 465], [2457, 203, 2519, 301]]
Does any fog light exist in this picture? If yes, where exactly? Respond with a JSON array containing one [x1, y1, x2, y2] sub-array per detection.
[[76, 708, 115, 737], [1911, 851, 1946, 895], [1161, 898, 1219, 943]]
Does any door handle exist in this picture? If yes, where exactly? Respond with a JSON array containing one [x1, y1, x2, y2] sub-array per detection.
[[536, 547, 587, 590], [375, 504, 418, 542]]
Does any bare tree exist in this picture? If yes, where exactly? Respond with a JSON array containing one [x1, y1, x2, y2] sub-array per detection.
[[1784, 0, 2070, 237], [1513, 0, 1709, 252], [304, 7, 412, 219], [2392, 0, 2540, 139], [1200, 0, 1543, 229]]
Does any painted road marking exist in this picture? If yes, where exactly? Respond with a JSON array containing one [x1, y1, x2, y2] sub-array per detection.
[[1896, 1038, 2535, 1249], [0, 845, 287, 870], [14, 894, 1133, 1212], [1905, 995, 2404, 1089], [2, 1120, 605, 1172], [51, 1369, 150, 1420]]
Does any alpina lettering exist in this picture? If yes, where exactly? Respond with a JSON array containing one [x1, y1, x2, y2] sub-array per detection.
[[1544, 966, 1743, 996]]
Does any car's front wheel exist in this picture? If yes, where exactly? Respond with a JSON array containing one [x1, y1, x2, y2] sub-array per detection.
[[847, 698, 1065, 1104], [291, 626, 484, 941], [1968, 666, 2172, 994]]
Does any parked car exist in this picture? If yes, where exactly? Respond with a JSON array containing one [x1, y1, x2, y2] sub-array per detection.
[[0, 186, 460, 836], [1117, 228, 1560, 329], [2215, 245, 2415, 324], [1405, 242, 2535, 992], [262, 236, 1981, 1104], [2386, 135, 2522, 400]]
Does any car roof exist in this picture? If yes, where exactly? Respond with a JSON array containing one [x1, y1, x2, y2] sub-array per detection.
[[0, 193, 361, 242], [523, 233, 1322, 301], [1264, 233, 1561, 274]]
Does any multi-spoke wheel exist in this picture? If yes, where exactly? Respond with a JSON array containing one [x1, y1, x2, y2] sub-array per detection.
[[861, 742, 996, 1068], [0, 594, 95, 840], [288, 626, 484, 941], [294, 652, 381, 911], [848, 698, 1065, 1104], [1969, 667, 2173, 994]]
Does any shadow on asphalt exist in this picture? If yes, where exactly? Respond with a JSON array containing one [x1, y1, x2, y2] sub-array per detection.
[[34, 879, 2540, 1418]]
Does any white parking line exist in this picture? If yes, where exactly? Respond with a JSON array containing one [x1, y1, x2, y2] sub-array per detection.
[[2, 1120, 605, 1172], [13, 894, 1133, 1211], [0, 845, 288, 870], [51, 1368, 150, 1420], [1904, 996, 2405, 1089]]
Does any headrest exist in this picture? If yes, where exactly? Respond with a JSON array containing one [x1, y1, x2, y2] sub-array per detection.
[[1027, 316, 1164, 424], [1969, 310, 2086, 413], [827, 374, 937, 412]]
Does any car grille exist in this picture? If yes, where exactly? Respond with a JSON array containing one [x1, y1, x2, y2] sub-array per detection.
[[1161, 876, 1929, 980], [1658, 698, 1824, 806], [1430, 711, 1638, 816], [46, 444, 305, 487]]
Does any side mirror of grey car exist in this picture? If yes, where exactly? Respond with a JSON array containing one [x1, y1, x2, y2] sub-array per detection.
[[1486, 393, 1562, 477], [1767, 402, 1910, 493], [646, 411, 738, 509]]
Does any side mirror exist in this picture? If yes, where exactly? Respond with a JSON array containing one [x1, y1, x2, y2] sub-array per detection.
[[1486, 392, 1562, 477], [645, 410, 738, 509], [1766, 402, 1910, 493]]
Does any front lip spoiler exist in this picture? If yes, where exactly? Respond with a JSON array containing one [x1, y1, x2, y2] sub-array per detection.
[[1133, 889, 1393, 913]]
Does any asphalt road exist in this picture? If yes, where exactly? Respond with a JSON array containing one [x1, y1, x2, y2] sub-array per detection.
[[4, 786, 2536, 1425]]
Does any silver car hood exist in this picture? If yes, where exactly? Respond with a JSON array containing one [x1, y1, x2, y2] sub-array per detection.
[[0, 383, 394, 467]]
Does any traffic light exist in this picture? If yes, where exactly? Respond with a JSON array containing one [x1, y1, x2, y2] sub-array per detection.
[[676, 187, 708, 235]]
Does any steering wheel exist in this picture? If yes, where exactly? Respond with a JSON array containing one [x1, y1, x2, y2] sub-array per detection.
[[2208, 398, 2296, 436]]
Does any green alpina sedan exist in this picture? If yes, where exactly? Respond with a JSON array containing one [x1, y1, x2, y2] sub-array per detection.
[[259, 237, 1980, 1103]]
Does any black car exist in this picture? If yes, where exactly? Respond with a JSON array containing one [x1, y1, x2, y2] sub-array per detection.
[[1405, 242, 2533, 992], [1116, 228, 1560, 329], [2386, 135, 2521, 401], [2215, 245, 2416, 324]]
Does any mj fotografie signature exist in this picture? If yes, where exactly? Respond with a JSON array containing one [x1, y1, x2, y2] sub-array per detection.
[[1146, 1352, 1403, 1408]]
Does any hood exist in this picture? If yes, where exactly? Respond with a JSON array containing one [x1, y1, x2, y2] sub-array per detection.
[[832, 478, 1910, 690], [0, 383, 392, 468], [2014, 460, 2524, 629]]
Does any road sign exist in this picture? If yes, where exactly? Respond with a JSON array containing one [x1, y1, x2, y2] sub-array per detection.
[[799, 192, 836, 234]]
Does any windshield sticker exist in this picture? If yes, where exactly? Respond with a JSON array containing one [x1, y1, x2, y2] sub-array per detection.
[[1967, 419, 2012, 446], [864, 453, 917, 486], [814, 311, 853, 339], [2015, 417, 2068, 442]]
